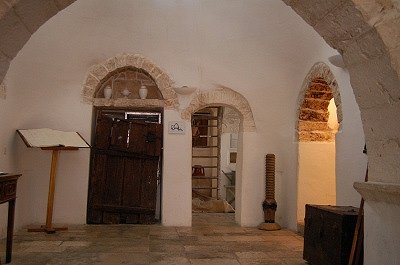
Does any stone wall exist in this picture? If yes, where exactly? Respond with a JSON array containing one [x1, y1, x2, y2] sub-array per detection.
[[0, 82, 5, 99], [0, 0, 75, 83], [182, 87, 256, 133], [297, 62, 341, 142], [298, 78, 335, 142]]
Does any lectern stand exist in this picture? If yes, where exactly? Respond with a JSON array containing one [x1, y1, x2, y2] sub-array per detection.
[[17, 128, 90, 234], [27, 147, 78, 233]]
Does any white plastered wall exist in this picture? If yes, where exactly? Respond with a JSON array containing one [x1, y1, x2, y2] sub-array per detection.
[[297, 99, 339, 222], [0, 0, 366, 236], [162, 109, 192, 226]]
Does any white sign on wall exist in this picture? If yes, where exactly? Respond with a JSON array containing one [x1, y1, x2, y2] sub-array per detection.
[[168, 121, 186, 134]]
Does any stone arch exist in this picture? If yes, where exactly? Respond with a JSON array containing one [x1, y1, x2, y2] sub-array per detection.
[[81, 53, 178, 109], [296, 62, 342, 142], [0, 0, 76, 86], [283, 0, 400, 183], [0, 82, 6, 99], [181, 87, 256, 132]]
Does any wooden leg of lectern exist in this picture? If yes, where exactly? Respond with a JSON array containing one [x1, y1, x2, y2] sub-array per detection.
[[45, 149, 59, 233], [28, 150, 68, 234]]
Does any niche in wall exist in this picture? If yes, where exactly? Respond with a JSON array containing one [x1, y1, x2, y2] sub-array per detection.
[[90, 67, 167, 109], [96, 67, 162, 100]]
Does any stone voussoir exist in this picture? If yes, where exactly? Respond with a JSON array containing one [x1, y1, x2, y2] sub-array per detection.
[[313, 1, 372, 50], [53, 0, 76, 10], [0, 8, 32, 59], [301, 98, 330, 110], [114, 53, 128, 69], [13, 0, 59, 33], [308, 82, 332, 92], [298, 120, 329, 132], [299, 109, 329, 122], [0, 81, 6, 99], [305, 90, 333, 100], [0, 1, 12, 19], [88, 63, 109, 81], [103, 57, 118, 72], [298, 131, 335, 142]]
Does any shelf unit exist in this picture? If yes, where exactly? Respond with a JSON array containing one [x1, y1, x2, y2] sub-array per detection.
[[191, 107, 222, 199]]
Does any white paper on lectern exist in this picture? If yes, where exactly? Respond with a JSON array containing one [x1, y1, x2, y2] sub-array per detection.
[[18, 128, 89, 148]]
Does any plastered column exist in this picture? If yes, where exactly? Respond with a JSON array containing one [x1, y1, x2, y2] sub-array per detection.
[[161, 109, 192, 226], [235, 131, 264, 226], [364, 201, 400, 264]]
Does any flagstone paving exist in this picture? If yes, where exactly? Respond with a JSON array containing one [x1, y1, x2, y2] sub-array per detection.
[[0, 213, 306, 265]]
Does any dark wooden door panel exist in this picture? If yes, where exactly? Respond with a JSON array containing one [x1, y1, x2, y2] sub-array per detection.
[[102, 212, 120, 224], [94, 117, 113, 149], [145, 123, 163, 156], [103, 155, 125, 205], [88, 109, 163, 225], [128, 122, 147, 155], [128, 122, 162, 156], [122, 157, 142, 207], [87, 153, 107, 224], [110, 119, 129, 150], [140, 159, 159, 209]]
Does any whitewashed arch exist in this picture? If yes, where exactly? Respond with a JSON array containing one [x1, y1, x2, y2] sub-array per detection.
[[181, 87, 256, 132], [81, 53, 178, 109]]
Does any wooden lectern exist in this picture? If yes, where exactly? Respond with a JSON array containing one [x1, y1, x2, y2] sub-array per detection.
[[17, 128, 90, 234]]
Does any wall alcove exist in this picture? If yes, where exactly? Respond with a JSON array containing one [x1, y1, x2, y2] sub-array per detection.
[[93, 67, 164, 108], [82, 53, 178, 109]]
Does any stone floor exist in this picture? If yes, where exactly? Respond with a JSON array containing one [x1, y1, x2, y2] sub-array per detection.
[[0, 213, 306, 265]]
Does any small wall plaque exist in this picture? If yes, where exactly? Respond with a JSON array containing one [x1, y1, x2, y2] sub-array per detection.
[[168, 121, 186, 134]]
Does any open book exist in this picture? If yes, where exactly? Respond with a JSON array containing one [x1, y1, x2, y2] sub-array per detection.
[[17, 128, 90, 148]]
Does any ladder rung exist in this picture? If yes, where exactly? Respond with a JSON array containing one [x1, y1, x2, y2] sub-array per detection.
[[197, 135, 218, 138], [192, 156, 218, 158], [201, 166, 218, 168]]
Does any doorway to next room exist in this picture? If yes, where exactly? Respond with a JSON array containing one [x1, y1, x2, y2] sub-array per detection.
[[191, 106, 240, 217]]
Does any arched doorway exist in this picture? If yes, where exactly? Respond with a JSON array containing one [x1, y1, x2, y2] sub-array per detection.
[[296, 63, 342, 232], [191, 106, 240, 215], [182, 87, 256, 223]]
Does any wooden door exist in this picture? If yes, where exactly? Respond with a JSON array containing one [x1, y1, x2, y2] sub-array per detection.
[[87, 113, 162, 224]]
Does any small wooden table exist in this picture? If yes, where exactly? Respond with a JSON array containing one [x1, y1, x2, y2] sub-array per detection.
[[0, 173, 20, 264]]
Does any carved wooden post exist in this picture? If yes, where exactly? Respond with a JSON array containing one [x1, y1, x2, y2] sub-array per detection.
[[259, 154, 281, 230]]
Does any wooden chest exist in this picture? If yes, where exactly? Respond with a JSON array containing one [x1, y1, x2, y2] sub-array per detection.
[[303, 204, 362, 265]]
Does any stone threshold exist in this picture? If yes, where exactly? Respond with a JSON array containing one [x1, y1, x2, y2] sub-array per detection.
[[354, 181, 400, 205]]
